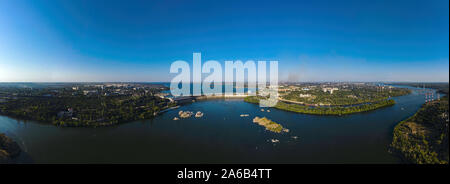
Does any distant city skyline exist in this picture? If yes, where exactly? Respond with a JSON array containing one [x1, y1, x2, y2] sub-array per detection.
[[0, 0, 448, 82]]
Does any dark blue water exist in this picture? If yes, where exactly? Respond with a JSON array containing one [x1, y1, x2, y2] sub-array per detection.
[[0, 86, 435, 163]]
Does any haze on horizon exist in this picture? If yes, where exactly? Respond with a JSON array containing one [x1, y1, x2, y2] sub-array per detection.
[[0, 0, 448, 83]]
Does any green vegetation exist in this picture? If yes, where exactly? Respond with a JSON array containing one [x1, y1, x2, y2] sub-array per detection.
[[252, 116, 284, 133], [391, 97, 449, 164], [0, 91, 175, 127], [245, 96, 396, 115], [0, 133, 21, 163], [279, 85, 410, 106]]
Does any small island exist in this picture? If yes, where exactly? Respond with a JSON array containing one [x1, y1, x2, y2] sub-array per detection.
[[0, 133, 22, 163], [195, 111, 204, 118], [173, 110, 204, 120], [252, 116, 287, 133], [178, 110, 194, 118]]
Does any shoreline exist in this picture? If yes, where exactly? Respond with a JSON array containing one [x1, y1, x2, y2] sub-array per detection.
[[390, 96, 449, 164]]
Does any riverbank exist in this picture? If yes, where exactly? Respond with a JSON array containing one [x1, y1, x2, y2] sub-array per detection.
[[0, 95, 176, 127], [0, 133, 22, 163], [390, 96, 449, 164]]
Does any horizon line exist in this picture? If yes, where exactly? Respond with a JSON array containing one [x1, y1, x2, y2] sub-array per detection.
[[0, 81, 448, 83]]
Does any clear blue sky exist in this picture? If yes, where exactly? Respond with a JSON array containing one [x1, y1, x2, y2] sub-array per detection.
[[0, 0, 448, 82]]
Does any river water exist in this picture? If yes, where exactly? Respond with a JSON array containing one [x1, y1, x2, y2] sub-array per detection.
[[0, 86, 436, 163]]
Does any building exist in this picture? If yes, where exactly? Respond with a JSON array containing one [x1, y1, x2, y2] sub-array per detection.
[[57, 108, 73, 118], [83, 90, 98, 95], [299, 94, 312, 98], [322, 87, 339, 94]]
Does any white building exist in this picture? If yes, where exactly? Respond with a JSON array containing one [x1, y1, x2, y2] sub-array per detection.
[[83, 90, 98, 95], [322, 87, 339, 94], [299, 94, 312, 98]]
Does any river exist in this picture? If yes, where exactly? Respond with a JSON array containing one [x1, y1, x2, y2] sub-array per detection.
[[0, 85, 437, 163]]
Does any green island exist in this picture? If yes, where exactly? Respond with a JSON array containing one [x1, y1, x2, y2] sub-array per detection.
[[278, 83, 410, 106], [244, 83, 410, 115], [391, 92, 449, 164], [0, 83, 176, 127], [0, 133, 21, 163], [245, 96, 396, 115], [252, 116, 285, 133]]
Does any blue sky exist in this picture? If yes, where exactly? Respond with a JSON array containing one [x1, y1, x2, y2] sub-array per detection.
[[0, 0, 448, 82]]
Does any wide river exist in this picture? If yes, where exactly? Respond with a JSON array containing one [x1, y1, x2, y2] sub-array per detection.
[[0, 86, 437, 163]]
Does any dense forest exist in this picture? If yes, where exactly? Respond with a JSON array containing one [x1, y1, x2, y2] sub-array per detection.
[[244, 96, 396, 115], [391, 96, 449, 164]]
